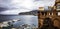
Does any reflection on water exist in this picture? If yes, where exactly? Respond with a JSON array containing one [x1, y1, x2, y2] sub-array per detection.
[[0, 15, 38, 29]]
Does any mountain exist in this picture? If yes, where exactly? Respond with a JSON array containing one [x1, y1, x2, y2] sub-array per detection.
[[19, 10, 38, 16]]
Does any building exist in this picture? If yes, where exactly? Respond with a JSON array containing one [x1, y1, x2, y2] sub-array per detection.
[[38, 0, 60, 29]]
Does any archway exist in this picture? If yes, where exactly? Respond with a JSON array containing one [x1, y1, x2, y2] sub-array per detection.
[[41, 17, 55, 29], [43, 18, 53, 27], [53, 18, 60, 28]]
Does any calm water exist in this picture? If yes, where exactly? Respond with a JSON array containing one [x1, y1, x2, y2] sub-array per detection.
[[0, 15, 38, 27]]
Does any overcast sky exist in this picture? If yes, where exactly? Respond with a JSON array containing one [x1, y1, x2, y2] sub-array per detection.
[[0, 0, 55, 15]]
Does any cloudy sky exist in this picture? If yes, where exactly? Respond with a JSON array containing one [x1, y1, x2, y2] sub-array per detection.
[[0, 0, 55, 15]]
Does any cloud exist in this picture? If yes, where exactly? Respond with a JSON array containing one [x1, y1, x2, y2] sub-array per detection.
[[0, 9, 33, 15], [0, 0, 55, 15]]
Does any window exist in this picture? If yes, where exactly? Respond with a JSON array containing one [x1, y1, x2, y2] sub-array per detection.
[[49, 13, 51, 15], [57, 6, 60, 10], [58, 12, 60, 16], [56, 3, 60, 11]]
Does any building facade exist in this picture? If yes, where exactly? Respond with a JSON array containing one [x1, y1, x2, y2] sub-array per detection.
[[38, 0, 60, 29]]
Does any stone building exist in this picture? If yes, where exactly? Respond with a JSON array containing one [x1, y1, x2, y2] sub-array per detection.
[[38, 0, 60, 29]]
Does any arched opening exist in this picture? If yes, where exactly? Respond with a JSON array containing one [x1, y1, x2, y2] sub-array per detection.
[[43, 18, 53, 27], [40, 18, 59, 29], [53, 18, 60, 28]]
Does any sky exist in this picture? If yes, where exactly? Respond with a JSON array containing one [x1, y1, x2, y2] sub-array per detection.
[[0, 0, 55, 15]]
